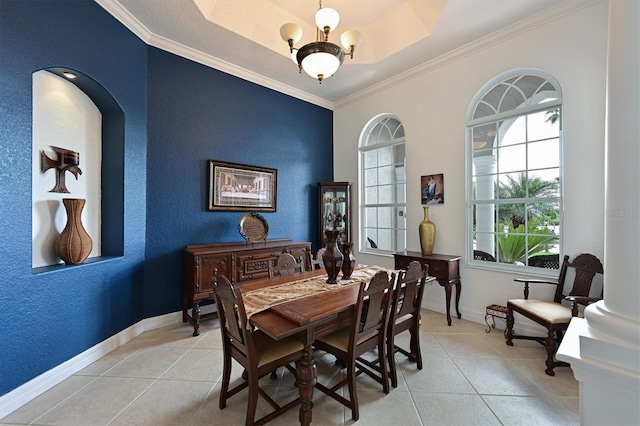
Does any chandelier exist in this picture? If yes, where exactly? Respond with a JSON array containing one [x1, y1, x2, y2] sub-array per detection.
[[279, 0, 361, 83]]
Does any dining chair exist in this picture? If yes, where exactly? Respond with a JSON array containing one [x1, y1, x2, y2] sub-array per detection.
[[313, 269, 396, 421], [310, 247, 326, 270], [213, 275, 304, 425], [387, 260, 428, 388], [268, 252, 303, 278], [506, 253, 603, 376]]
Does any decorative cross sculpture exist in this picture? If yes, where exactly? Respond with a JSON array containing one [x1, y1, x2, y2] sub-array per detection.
[[40, 146, 82, 193]]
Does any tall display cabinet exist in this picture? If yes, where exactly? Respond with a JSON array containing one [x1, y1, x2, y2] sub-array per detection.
[[318, 182, 351, 247]]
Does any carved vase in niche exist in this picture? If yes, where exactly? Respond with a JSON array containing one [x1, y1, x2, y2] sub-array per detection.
[[322, 228, 343, 284], [55, 198, 92, 265], [340, 242, 356, 279]]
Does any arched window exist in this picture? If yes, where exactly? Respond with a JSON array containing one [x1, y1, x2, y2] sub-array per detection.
[[466, 69, 562, 272], [359, 114, 406, 254]]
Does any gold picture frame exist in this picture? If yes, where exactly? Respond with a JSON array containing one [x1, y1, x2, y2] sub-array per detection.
[[208, 160, 277, 212]]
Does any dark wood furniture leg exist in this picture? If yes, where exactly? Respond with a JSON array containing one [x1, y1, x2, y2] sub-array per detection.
[[455, 278, 462, 319], [441, 282, 453, 326], [191, 302, 201, 336], [297, 332, 316, 426]]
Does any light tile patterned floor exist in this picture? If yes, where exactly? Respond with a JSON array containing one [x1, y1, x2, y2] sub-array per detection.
[[1, 310, 579, 425]]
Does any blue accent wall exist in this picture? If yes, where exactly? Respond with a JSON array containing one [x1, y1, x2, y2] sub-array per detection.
[[143, 48, 333, 317], [0, 0, 333, 397]]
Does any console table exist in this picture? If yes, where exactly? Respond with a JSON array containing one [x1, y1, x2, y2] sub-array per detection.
[[394, 251, 462, 326], [182, 239, 312, 335]]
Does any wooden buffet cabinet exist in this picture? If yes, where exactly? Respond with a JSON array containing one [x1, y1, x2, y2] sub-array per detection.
[[394, 251, 462, 326], [182, 239, 312, 335]]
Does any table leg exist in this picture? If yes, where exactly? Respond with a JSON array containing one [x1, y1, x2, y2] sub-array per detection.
[[297, 335, 317, 426], [455, 279, 462, 319], [443, 283, 452, 326]]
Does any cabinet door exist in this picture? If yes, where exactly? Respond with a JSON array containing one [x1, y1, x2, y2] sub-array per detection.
[[197, 254, 231, 295], [319, 182, 351, 246], [235, 251, 276, 282]]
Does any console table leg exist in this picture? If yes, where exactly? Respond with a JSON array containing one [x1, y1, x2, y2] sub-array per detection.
[[455, 279, 462, 319], [444, 283, 452, 326]]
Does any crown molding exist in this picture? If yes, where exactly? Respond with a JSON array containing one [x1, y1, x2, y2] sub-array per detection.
[[94, 0, 334, 110], [334, 0, 604, 109]]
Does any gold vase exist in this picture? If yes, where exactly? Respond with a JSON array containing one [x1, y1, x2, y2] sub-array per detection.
[[419, 206, 436, 256], [55, 198, 93, 265]]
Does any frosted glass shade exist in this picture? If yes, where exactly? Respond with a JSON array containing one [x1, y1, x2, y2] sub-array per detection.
[[315, 7, 339, 31], [340, 29, 361, 49], [280, 23, 303, 44], [301, 52, 341, 80]]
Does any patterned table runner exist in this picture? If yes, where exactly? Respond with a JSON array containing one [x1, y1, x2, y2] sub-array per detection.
[[243, 265, 388, 319]]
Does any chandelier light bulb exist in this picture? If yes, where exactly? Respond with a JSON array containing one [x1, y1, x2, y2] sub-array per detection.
[[315, 7, 340, 33], [340, 29, 361, 51], [280, 23, 303, 45], [301, 51, 341, 82]]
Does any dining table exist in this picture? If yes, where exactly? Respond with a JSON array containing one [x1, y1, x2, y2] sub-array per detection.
[[236, 266, 387, 426]]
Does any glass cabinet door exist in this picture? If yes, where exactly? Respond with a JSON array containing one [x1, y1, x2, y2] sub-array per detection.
[[318, 182, 351, 246]]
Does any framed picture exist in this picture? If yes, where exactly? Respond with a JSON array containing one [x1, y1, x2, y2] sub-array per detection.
[[208, 160, 277, 212], [421, 173, 444, 205]]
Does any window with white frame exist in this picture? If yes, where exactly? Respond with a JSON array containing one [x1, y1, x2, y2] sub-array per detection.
[[360, 115, 406, 254], [466, 70, 562, 271]]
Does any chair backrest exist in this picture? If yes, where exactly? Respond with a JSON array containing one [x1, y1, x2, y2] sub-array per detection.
[[554, 253, 604, 303], [474, 250, 496, 262], [310, 248, 326, 270], [350, 270, 395, 351], [390, 261, 427, 325], [213, 275, 253, 357], [528, 254, 560, 269], [269, 252, 303, 278]]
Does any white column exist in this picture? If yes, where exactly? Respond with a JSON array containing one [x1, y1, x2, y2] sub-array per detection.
[[557, 1, 640, 424], [473, 155, 497, 255]]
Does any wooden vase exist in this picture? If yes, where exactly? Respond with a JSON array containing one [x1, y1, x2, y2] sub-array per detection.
[[322, 229, 343, 284], [55, 198, 92, 265], [340, 242, 356, 279], [419, 206, 436, 256]]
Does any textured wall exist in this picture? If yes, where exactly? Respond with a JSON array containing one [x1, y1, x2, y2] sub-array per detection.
[[143, 48, 333, 317], [0, 0, 333, 397]]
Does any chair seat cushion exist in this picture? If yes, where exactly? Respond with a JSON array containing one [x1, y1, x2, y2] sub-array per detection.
[[232, 330, 304, 368], [508, 299, 575, 324], [316, 326, 378, 352]]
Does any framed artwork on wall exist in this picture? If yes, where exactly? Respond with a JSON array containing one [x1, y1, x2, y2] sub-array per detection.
[[421, 173, 444, 205], [208, 160, 277, 212]]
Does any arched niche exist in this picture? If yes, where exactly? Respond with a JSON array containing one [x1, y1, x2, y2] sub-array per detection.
[[32, 67, 124, 270]]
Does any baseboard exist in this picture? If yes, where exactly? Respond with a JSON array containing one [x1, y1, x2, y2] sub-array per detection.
[[0, 311, 183, 419]]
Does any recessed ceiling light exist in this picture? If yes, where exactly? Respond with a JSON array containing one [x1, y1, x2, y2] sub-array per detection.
[[62, 72, 77, 79]]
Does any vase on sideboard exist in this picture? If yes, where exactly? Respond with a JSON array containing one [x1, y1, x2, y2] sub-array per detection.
[[419, 206, 436, 256], [55, 198, 93, 265], [340, 242, 356, 279], [322, 228, 343, 284]]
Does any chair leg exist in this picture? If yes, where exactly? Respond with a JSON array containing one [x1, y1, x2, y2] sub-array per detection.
[[544, 331, 557, 376], [378, 341, 390, 394], [245, 372, 259, 426], [387, 333, 398, 388], [505, 308, 515, 346], [219, 352, 232, 409], [410, 326, 423, 370], [347, 359, 359, 421]]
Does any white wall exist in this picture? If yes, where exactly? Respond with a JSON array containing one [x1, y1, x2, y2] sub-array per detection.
[[32, 71, 102, 267], [333, 1, 609, 327]]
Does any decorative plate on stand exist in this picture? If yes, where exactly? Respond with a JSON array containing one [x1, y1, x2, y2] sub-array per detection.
[[238, 213, 269, 242]]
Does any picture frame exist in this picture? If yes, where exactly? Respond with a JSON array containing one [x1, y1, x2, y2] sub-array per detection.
[[421, 173, 444, 205], [208, 160, 277, 212]]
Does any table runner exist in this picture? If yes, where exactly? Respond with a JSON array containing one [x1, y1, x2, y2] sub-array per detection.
[[243, 265, 388, 319]]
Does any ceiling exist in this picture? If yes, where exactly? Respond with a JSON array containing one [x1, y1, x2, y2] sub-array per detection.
[[96, 0, 575, 107]]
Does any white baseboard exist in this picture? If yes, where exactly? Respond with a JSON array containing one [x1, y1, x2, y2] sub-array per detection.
[[0, 311, 183, 419]]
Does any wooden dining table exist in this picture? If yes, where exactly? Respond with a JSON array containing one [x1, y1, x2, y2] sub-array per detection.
[[236, 268, 372, 426]]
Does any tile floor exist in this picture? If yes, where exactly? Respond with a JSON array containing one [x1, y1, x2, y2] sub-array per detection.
[[1, 310, 579, 425]]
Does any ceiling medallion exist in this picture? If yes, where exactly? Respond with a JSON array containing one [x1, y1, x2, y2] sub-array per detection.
[[280, 0, 361, 83]]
